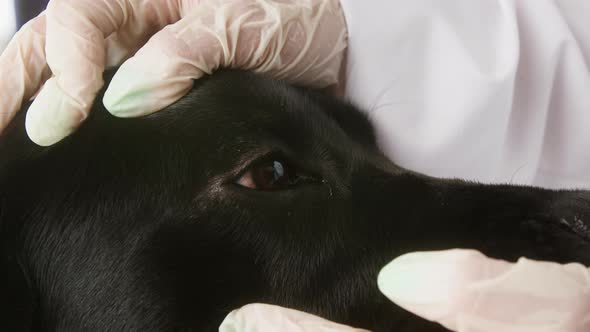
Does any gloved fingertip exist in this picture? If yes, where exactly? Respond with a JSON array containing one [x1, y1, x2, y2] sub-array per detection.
[[218, 309, 239, 332], [25, 118, 70, 147], [103, 67, 194, 118], [377, 250, 488, 326], [25, 80, 87, 146], [102, 51, 203, 118], [219, 303, 370, 332], [102, 73, 151, 118]]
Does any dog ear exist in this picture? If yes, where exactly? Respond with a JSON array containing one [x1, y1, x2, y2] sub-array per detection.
[[0, 207, 35, 331]]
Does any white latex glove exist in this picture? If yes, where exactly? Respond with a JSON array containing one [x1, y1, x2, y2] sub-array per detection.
[[0, 0, 347, 146], [219, 303, 369, 332], [379, 250, 590, 332]]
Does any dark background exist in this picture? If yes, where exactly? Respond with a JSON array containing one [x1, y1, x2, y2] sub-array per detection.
[[15, 0, 49, 28]]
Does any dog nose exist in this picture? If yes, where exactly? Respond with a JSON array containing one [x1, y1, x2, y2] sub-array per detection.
[[551, 191, 590, 243], [558, 217, 590, 242]]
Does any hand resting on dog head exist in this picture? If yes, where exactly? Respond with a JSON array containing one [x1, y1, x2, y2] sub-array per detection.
[[1, 70, 590, 331], [0, 0, 347, 146]]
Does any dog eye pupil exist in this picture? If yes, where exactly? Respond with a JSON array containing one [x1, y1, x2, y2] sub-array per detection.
[[236, 159, 297, 191], [253, 160, 291, 190], [272, 161, 284, 180]]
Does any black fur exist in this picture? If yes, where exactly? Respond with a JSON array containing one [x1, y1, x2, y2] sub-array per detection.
[[1, 70, 589, 331]]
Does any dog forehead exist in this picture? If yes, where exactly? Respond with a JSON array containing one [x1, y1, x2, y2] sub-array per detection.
[[160, 71, 329, 140], [140, 72, 382, 175]]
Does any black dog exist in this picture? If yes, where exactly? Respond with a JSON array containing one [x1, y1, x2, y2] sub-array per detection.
[[1, 70, 589, 332]]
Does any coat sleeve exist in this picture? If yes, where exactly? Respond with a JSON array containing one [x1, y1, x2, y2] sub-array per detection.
[[339, 0, 590, 189]]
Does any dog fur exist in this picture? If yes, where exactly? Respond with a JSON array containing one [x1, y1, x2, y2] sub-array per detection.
[[1, 70, 589, 331]]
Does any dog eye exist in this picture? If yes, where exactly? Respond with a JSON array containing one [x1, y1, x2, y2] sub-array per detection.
[[236, 159, 302, 191]]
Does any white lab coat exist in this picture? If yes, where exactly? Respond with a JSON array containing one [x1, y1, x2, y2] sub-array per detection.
[[339, 0, 590, 189]]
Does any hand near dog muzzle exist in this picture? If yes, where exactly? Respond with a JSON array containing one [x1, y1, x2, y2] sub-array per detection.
[[378, 250, 590, 332], [0, 0, 346, 146], [221, 250, 590, 332]]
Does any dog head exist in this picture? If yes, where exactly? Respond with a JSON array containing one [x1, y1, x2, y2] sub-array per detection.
[[1, 70, 589, 331]]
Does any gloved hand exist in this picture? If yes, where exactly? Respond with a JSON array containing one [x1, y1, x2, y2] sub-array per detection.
[[0, 0, 347, 146], [219, 303, 369, 332], [221, 250, 590, 332], [378, 249, 590, 332]]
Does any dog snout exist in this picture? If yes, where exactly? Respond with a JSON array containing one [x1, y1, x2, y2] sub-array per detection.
[[551, 191, 590, 242]]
